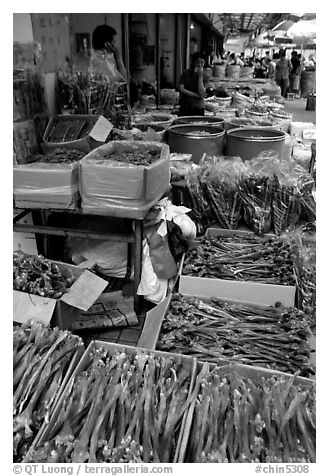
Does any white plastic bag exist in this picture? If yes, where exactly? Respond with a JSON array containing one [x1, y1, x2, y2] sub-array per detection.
[[67, 238, 131, 278], [137, 239, 168, 303], [154, 198, 197, 240]]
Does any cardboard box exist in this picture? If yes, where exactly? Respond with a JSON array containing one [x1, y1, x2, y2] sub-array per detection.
[[155, 293, 315, 376], [71, 291, 138, 332], [13, 259, 108, 329], [180, 360, 315, 462], [13, 211, 38, 255], [137, 293, 172, 349], [79, 141, 170, 202], [179, 227, 296, 307], [22, 342, 85, 462], [13, 161, 80, 210], [41, 114, 113, 153], [33, 340, 197, 464]]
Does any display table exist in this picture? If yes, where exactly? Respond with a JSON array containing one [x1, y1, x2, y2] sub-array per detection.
[[13, 207, 145, 315]]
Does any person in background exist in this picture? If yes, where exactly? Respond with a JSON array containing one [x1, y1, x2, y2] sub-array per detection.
[[289, 50, 301, 94], [235, 54, 245, 67], [178, 51, 206, 116], [228, 52, 237, 65], [304, 54, 316, 70], [266, 53, 276, 81], [254, 58, 267, 78], [275, 48, 292, 98], [246, 57, 254, 67], [91, 24, 127, 81]]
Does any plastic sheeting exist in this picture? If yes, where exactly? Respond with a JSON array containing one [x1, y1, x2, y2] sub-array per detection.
[[67, 238, 131, 279], [80, 141, 170, 218], [13, 161, 80, 208]]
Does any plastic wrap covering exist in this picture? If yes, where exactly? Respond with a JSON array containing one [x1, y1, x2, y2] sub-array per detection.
[[185, 169, 216, 235], [110, 126, 165, 143], [13, 162, 80, 209], [290, 122, 315, 139], [66, 238, 131, 279], [13, 120, 39, 164], [199, 156, 248, 230], [292, 142, 312, 170], [169, 153, 196, 181], [131, 112, 175, 129], [80, 141, 170, 218], [231, 91, 254, 111], [13, 67, 47, 121], [238, 152, 277, 235]]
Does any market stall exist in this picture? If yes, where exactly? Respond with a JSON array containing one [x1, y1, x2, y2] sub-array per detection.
[[13, 12, 316, 465]]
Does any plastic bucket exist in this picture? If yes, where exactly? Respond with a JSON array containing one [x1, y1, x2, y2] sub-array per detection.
[[168, 124, 225, 163], [301, 70, 316, 98], [226, 65, 241, 80], [239, 67, 254, 78], [204, 67, 214, 78], [173, 116, 225, 128], [269, 111, 293, 133], [226, 127, 286, 161], [245, 110, 269, 119], [213, 65, 226, 79], [216, 96, 232, 107]]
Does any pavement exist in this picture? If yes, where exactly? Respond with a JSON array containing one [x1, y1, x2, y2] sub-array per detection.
[[284, 97, 316, 124]]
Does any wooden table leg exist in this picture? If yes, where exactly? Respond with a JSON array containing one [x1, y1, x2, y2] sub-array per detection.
[[134, 219, 143, 316]]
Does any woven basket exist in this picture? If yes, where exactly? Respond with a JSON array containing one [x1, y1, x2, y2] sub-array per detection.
[[245, 110, 269, 119], [270, 110, 293, 133], [216, 96, 233, 107], [226, 65, 241, 81]]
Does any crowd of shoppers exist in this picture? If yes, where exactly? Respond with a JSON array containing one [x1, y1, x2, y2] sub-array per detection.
[[178, 47, 315, 112]]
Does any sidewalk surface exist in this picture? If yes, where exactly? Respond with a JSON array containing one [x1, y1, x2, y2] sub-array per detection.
[[284, 97, 316, 124]]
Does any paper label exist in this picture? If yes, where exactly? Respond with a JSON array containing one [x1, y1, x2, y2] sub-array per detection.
[[89, 115, 113, 142]]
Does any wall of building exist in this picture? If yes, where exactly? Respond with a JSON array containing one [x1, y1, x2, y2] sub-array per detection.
[[159, 14, 175, 88], [130, 13, 157, 84], [70, 13, 123, 56], [13, 13, 34, 43], [30, 14, 71, 73]]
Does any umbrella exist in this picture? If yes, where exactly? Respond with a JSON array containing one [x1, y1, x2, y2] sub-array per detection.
[[288, 13, 316, 22], [271, 20, 295, 32], [287, 20, 316, 39], [287, 19, 316, 49]]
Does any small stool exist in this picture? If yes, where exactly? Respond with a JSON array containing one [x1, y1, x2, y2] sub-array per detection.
[[287, 93, 295, 101]]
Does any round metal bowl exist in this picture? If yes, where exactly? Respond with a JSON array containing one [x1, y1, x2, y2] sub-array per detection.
[[168, 124, 225, 163], [226, 127, 286, 161], [173, 116, 225, 127]]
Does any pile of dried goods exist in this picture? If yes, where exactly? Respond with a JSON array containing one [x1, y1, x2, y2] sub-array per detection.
[[184, 365, 315, 462], [27, 347, 194, 463], [13, 252, 75, 298], [13, 321, 83, 462], [32, 148, 86, 164], [183, 130, 213, 136], [104, 150, 161, 166], [158, 294, 314, 376]]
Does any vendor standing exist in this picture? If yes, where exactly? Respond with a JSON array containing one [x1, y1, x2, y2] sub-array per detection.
[[178, 52, 206, 116]]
